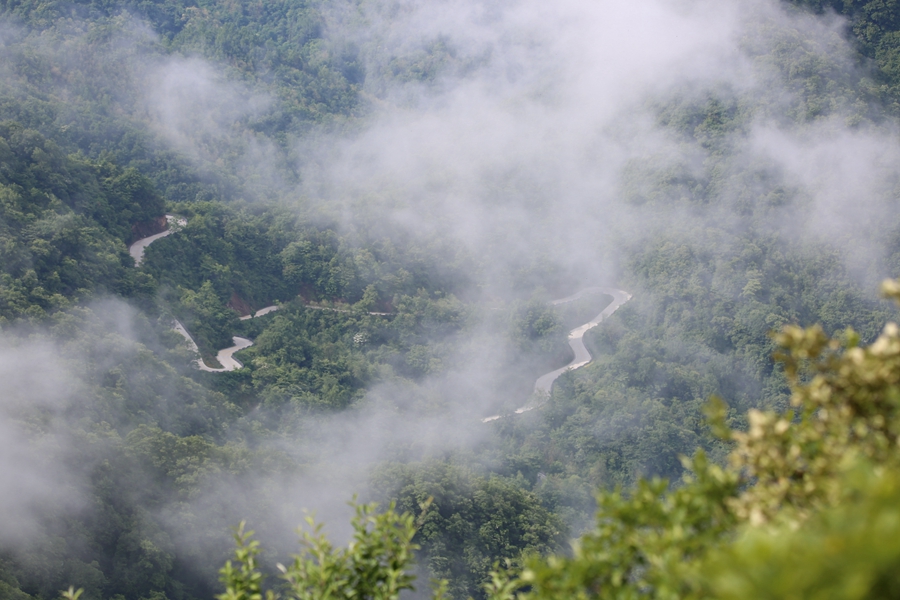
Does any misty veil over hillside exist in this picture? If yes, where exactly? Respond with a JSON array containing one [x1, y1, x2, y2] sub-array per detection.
[[1, 0, 900, 598]]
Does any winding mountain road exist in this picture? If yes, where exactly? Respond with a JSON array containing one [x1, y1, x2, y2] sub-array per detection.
[[129, 217, 268, 372], [482, 286, 631, 423], [129, 220, 631, 388], [170, 319, 255, 372], [129, 215, 186, 266], [239, 305, 280, 320]]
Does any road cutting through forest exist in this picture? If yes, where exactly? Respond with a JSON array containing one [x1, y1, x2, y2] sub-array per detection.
[[129, 221, 631, 395], [129, 217, 270, 372], [481, 286, 632, 423], [129, 215, 186, 266], [130, 221, 387, 371]]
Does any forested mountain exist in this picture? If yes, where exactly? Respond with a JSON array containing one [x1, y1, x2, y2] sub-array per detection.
[[1, 0, 900, 599]]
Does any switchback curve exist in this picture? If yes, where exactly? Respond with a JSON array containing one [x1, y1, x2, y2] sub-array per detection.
[[129, 215, 186, 266], [129, 217, 269, 372], [129, 222, 390, 372], [130, 222, 631, 384]]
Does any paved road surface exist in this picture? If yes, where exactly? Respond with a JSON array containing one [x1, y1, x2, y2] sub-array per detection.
[[239, 305, 281, 320], [128, 215, 186, 266], [132, 220, 632, 384], [482, 286, 631, 423], [170, 321, 254, 372], [132, 217, 259, 372]]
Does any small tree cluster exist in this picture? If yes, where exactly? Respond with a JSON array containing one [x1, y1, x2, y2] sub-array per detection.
[[217, 502, 432, 600]]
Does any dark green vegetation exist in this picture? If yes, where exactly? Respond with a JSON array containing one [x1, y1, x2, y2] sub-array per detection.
[[0, 122, 162, 321], [1, 0, 900, 599], [797, 0, 900, 114]]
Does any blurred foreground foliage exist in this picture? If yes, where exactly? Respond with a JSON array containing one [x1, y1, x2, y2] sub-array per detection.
[[217, 280, 900, 599], [219, 505, 422, 600]]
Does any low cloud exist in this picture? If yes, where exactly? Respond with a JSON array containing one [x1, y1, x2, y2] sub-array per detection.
[[0, 339, 84, 544]]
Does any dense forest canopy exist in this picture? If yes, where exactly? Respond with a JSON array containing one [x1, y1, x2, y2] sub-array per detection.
[[1, 0, 900, 598]]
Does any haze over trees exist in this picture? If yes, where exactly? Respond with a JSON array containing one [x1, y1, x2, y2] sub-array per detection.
[[219, 282, 900, 598], [1, 0, 900, 598]]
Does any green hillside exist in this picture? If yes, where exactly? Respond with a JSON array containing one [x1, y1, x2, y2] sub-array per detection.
[[1, 0, 900, 599]]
